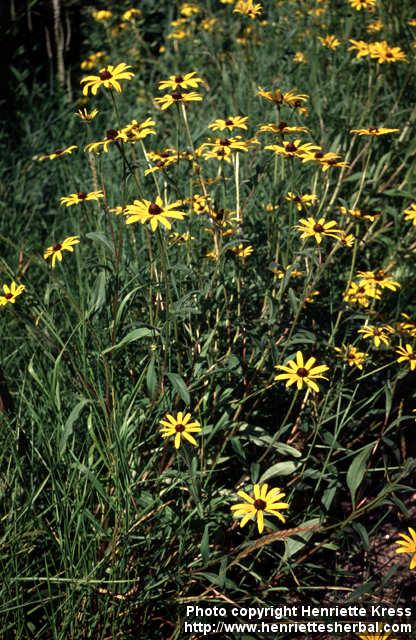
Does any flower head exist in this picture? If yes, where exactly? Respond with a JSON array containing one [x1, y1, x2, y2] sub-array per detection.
[[274, 351, 329, 392], [395, 527, 416, 569], [335, 345, 367, 370], [358, 324, 394, 348], [154, 91, 202, 110], [0, 282, 25, 306], [74, 108, 98, 122], [295, 217, 342, 244], [60, 190, 104, 207], [124, 195, 185, 231], [36, 145, 77, 161], [395, 344, 416, 371], [349, 0, 377, 10], [160, 411, 201, 449], [209, 116, 248, 132], [357, 270, 400, 292], [44, 236, 80, 268], [231, 484, 289, 534], [158, 72, 204, 91], [351, 126, 399, 136], [403, 203, 416, 226], [286, 192, 318, 211], [81, 63, 134, 96], [233, 0, 263, 19], [80, 51, 106, 70], [369, 41, 407, 63], [318, 35, 341, 50]]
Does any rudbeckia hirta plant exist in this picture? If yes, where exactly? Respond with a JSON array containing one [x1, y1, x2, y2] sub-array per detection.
[[0, 282, 25, 306], [274, 351, 329, 392], [158, 72, 204, 91], [160, 411, 201, 449], [295, 217, 342, 244], [358, 324, 394, 348], [60, 191, 104, 207], [395, 345, 416, 370], [154, 91, 203, 110], [81, 63, 134, 95], [231, 484, 289, 534], [44, 236, 80, 268], [394, 527, 416, 569], [124, 196, 185, 231]]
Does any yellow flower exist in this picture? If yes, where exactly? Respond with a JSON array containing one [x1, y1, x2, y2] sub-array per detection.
[[369, 41, 407, 63], [274, 351, 329, 392], [397, 314, 416, 338], [80, 52, 106, 70], [335, 345, 367, 370], [356, 631, 394, 640], [92, 10, 112, 21], [395, 344, 416, 371], [233, 0, 263, 19], [350, 126, 399, 136], [340, 207, 379, 222], [44, 236, 80, 268], [265, 139, 321, 159], [293, 51, 307, 63], [201, 17, 218, 31], [0, 281, 25, 306], [60, 190, 104, 207], [344, 282, 380, 307], [318, 35, 341, 50], [409, 19, 416, 27], [231, 244, 253, 259], [348, 39, 372, 60], [36, 145, 77, 161], [367, 19, 383, 33], [81, 63, 134, 96], [158, 72, 204, 91], [295, 217, 342, 244], [120, 118, 156, 142], [188, 194, 211, 214], [394, 527, 416, 569], [339, 232, 355, 247], [124, 195, 185, 231], [122, 8, 142, 21], [349, 0, 377, 10], [257, 87, 309, 112], [201, 136, 253, 155], [302, 151, 348, 171], [208, 116, 248, 132], [154, 91, 202, 110], [180, 2, 200, 17], [404, 203, 416, 226], [258, 122, 309, 134], [357, 270, 400, 292], [169, 231, 195, 244], [160, 411, 201, 449], [85, 128, 126, 153], [74, 107, 98, 121], [231, 484, 289, 534], [358, 324, 394, 348], [144, 149, 179, 175], [286, 192, 318, 211]]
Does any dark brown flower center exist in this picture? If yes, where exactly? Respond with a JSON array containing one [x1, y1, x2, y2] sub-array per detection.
[[5, 293, 13, 300], [172, 92, 183, 101], [374, 270, 384, 281], [373, 328, 381, 336], [326, 158, 338, 165], [148, 203, 163, 216], [53, 243, 62, 251], [217, 149, 226, 156], [285, 142, 297, 152], [225, 119, 234, 126], [293, 100, 302, 108], [313, 223, 324, 232], [106, 129, 118, 140], [99, 69, 113, 81], [174, 75, 184, 83], [175, 423, 185, 433], [368, 127, 378, 133], [297, 367, 309, 377], [54, 148, 65, 155], [278, 121, 288, 130], [219, 138, 231, 146], [253, 499, 267, 510], [77, 192, 87, 200], [315, 151, 324, 159], [386, 52, 393, 58]]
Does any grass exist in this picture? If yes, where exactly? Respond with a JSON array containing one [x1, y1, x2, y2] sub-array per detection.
[[1, 0, 416, 637]]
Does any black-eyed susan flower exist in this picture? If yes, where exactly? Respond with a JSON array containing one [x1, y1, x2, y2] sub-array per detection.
[[394, 527, 416, 569], [202, 146, 233, 163], [257, 88, 309, 112], [395, 345, 416, 371], [335, 345, 367, 370], [80, 51, 106, 70], [358, 324, 394, 348], [124, 196, 185, 231], [339, 232, 355, 247], [349, 0, 377, 10], [286, 192, 318, 211], [274, 351, 329, 392], [303, 150, 348, 171], [231, 484, 289, 534], [357, 270, 400, 292], [258, 122, 308, 134], [60, 190, 104, 207], [144, 149, 179, 175], [208, 116, 248, 132], [74, 107, 98, 121], [85, 128, 126, 153], [233, 0, 263, 19], [369, 41, 407, 63], [348, 39, 372, 60], [344, 282, 380, 307], [158, 72, 204, 91], [81, 63, 134, 96], [0, 281, 25, 306], [231, 243, 254, 259], [160, 411, 201, 449], [367, 19, 383, 33], [122, 8, 142, 21], [188, 194, 211, 214], [318, 35, 341, 50], [154, 91, 202, 110], [397, 314, 416, 338], [200, 136, 253, 155], [120, 118, 156, 142], [44, 236, 80, 268], [180, 2, 200, 17], [350, 126, 399, 136], [92, 9, 112, 21], [293, 51, 307, 63], [265, 139, 320, 159], [340, 206, 379, 222], [404, 203, 416, 226], [37, 145, 77, 161], [295, 217, 342, 244]]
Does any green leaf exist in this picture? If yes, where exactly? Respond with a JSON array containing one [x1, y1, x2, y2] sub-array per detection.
[[259, 460, 302, 483], [87, 270, 107, 317], [86, 231, 114, 254], [60, 399, 89, 455], [346, 445, 372, 508], [101, 327, 155, 354], [200, 524, 210, 563], [166, 372, 190, 404], [146, 355, 158, 397]]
